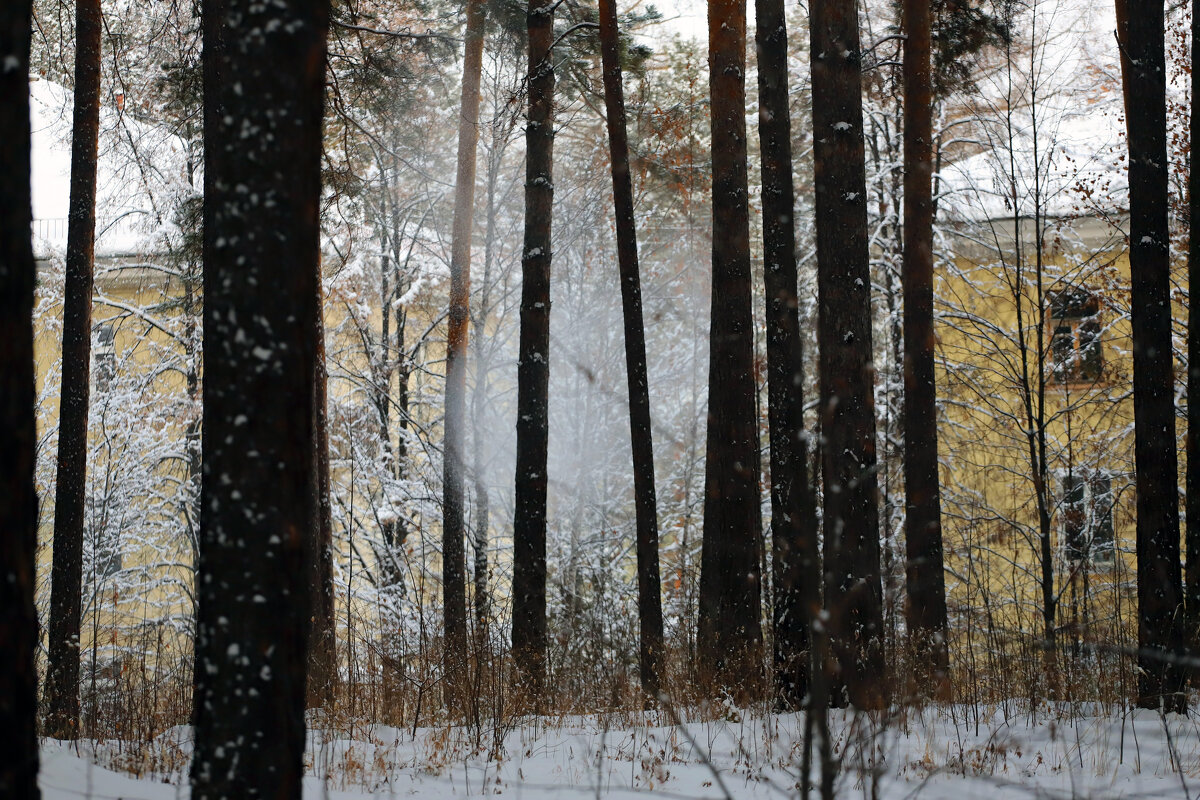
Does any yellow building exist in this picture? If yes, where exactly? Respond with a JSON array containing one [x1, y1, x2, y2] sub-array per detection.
[[29, 76, 455, 722], [933, 123, 1181, 699]]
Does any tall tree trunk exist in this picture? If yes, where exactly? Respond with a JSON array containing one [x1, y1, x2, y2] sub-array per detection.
[[471, 132, 505, 635], [443, 0, 486, 710], [0, 4, 42, 794], [809, 0, 887, 710], [511, 0, 555, 699], [307, 279, 337, 708], [190, 0, 329, 795], [44, 0, 102, 739], [598, 0, 665, 702], [901, 0, 949, 697], [1185, 0, 1200, 683], [755, 0, 816, 711], [697, 0, 764, 701], [1117, 0, 1187, 712]]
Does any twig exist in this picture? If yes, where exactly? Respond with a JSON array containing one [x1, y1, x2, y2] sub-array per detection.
[[659, 697, 734, 800], [332, 19, 458, 44], [548, 21, 600, 54]]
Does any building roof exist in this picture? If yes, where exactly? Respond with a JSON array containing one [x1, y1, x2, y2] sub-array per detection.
[[30, 77, 188, 263], [935, 4, 1136, 231]]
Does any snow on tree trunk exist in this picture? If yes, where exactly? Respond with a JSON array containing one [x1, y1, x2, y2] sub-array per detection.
[[190, 0, 329, 795], [809, 0, 888, 710], [45, 0, 103, 740], [0, 0, 42, 793]]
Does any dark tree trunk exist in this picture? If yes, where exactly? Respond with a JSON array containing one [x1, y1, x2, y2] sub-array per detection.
[[472, 469, 490, 628], [307, 281, 337, 708], [598, 0, 665, 702], [190, 0, 329, 796], [511, 0, 555, 698], [443, 0, 486, 709], [0, 4, 42, 794], [44, 0, 102, 740], [1186, 0, 1200, 683], [901, 0, 949, 696], [809, 0, 887, 710], [697, 0, 764, 701], [1117, 0, 1187, 712], [754, 0, 816, 710]]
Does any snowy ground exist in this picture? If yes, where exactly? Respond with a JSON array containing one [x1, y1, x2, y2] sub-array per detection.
[[39, 705, 1200, 798]]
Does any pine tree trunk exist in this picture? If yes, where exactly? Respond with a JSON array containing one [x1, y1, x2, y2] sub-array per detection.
[[697, 0, 765, 701], [0, 3, 42, 793], [901, 0, 949, 696], [809, 0, 887, 710], [1185, 0, 1200, 684], [754, 0, 815, 710], [191, 0, 329, 795], [45, 0, 102, 739], [1117, 0, 1187, 712], [307, 281, 337, 708], [598, 0, 665, 702], [443, 0, 486, 710], [511, 0, 555, 699]]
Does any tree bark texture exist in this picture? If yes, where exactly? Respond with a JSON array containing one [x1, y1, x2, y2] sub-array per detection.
[[511, 0, 555, 699], [0, 2, 42, 793], [1117, 0, 1187, 712], [191, 0, 329, 795], [45, 0, 102, 740], [443, 0, 486, 708], [1185, 0, 1200, 683], [308, 280, 337, 708], [901, 0, 949, 696], [598, 0, 666, 702], [754, 0, 816, 710], [697, 0, 765, 701], [809, 0, 887, 710]]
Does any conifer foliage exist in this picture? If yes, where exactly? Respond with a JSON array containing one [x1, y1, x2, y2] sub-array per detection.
[[511, 0, 556, 699]]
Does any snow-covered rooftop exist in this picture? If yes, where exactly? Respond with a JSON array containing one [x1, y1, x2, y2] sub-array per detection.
[[30, 77, 189, 262], [938, 103, 1127, 225], [936, 4, 1138, 226]]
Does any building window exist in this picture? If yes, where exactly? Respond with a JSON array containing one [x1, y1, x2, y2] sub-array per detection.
[[1060, 470, 1115, 564], [1048, 287, 1102, 383], [94, 323, 116, 391]]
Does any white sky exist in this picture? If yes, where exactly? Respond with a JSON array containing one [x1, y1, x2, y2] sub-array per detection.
[[642, 0, 708, 44]]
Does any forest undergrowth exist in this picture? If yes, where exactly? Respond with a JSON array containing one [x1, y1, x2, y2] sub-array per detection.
[[50, 624, 1200, 798]]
